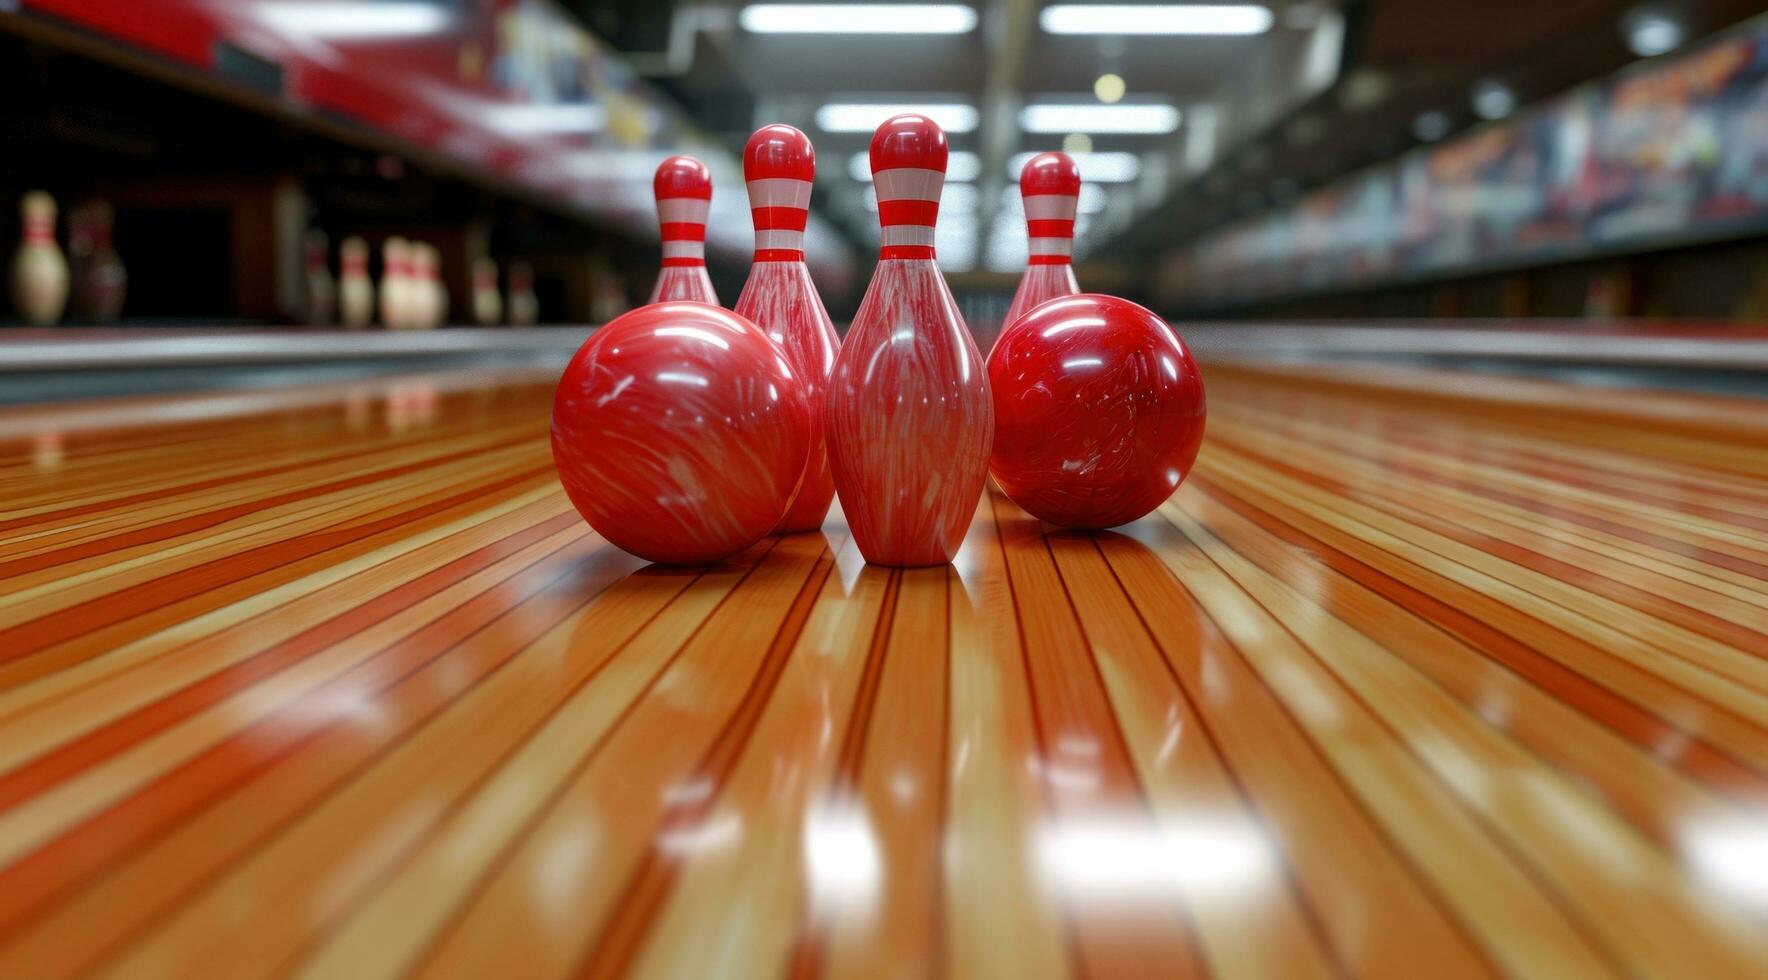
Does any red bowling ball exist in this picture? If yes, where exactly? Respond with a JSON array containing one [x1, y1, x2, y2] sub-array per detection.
[[551, 302, 812, 563], [987, 294, 1206, 529]]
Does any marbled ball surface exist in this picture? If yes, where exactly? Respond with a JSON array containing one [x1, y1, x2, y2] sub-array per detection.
[[987, 294, 1206, 529], [551, 301, 811, 563]]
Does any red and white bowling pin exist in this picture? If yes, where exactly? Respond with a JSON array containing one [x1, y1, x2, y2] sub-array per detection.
[[11, 191, 68, 327], [472, 257, 503, 325], [508, 261, 538, 326], [733, 124, 841, 534], [380, 236, 411, 328], [826, 114, 993, 566], [647, 155, 718, 305], [339, 236, 374, 329], [1003, 151, 1081, 328]]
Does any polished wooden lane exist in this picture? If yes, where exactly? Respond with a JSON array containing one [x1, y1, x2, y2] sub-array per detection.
[[0, 359, 1764, 979]]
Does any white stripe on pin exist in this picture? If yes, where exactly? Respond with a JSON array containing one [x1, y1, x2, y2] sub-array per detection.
[[657, 198, 711, 224], [755, 229, 806, 251], [745, 178, 813, 210], [873, 168, 944, 203], [1028, 237, 1074, 256], [881, 225, 936, 247], [662, 240, 706, 259], [1022, 194, 1079, 222]]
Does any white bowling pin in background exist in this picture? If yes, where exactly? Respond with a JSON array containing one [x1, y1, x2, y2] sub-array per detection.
[[339, 236, 374, 329], [11, 191, 69, 327], [409, 242, 440, 329], [508, 261, 538, 326], [380, 236, 411, 329], [472, 257, 502, 325]]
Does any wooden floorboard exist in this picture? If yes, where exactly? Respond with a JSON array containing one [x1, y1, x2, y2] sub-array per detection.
[[0, 361, 1764, 979]]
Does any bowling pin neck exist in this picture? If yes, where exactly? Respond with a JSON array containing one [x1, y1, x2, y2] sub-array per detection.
[[657, 196, 708, 268], [874, 167, 943, 260], [22, 214, 55, 246], [746, 176, 811, 263], [1022, 191, 1077, 266]]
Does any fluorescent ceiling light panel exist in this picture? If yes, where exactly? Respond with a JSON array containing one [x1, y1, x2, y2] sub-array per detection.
[[1040, 4, 1273, 36], [1020, 103, 1180, 134], [849, 150, 981, 182], [1009, 151, 1141, 183], [816, 103, 980, 133], [260, 2, 452, 37], [740, 4, 978, 34]]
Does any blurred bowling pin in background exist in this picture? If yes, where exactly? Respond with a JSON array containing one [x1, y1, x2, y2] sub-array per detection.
[[826, 114, 992, 566], [1003, 151, 1082, 330], [11, 190, 68, 327], [380, 236, 411, 328], [647, 155, 718, 305], [472, 257, 502, 325], [70, 199, 126, 324], [339, 236, 374, 329], [301, 229, 336, 326], [413, 242, 446, 327], [508, 261, 538, 326], [733, 124, 840, 533]]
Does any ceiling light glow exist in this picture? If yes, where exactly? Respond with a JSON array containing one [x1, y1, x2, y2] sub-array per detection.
[[816, 102, 979, 133], [259, 2, 453, 37], [1470, 80, 1517, 121], [1040, 4, 1273, 36], [1624, 11, 1684, 57], [1020, 103, 1180, 134], [739, 4, 979, 34]]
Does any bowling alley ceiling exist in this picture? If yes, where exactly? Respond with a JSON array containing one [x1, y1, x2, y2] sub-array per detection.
[[569, 0, 1768, 276]]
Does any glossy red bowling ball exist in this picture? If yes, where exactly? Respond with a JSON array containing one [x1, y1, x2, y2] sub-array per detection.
[[987, 294, 1206, 529], [551, 302, 812, 564]]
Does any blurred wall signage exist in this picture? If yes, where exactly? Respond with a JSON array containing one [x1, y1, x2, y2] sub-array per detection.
[[19, 0, 852, 284], [1160, 15, 1768, 308]]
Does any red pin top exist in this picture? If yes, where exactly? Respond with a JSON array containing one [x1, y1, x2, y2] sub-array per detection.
[[870, 115, 947, 259], [744, 125, 815, 262], [653, 155, 713, 201], [655, 155, 711, 262], [1020, 151, 1080, 264], [869, 113, 948, 178], [1019, 152, 1081, 198], [744, 125, 816, 183]]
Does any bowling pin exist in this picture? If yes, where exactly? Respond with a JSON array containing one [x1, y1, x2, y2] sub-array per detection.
[[826, 114, 993, 566], [302, 229, 336, 326], [339, 236, 375, 329], [380, 236, 411, 328], [410, 242, 444, 328], [1003, 151, 1082, 329], [508, 261, 538, 326], [733, 124, 841, 534], [472, 257, 502, 325], [647, 155, 718, 305], [70, 200, 126, 323], [11, 191, 68, 327]]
